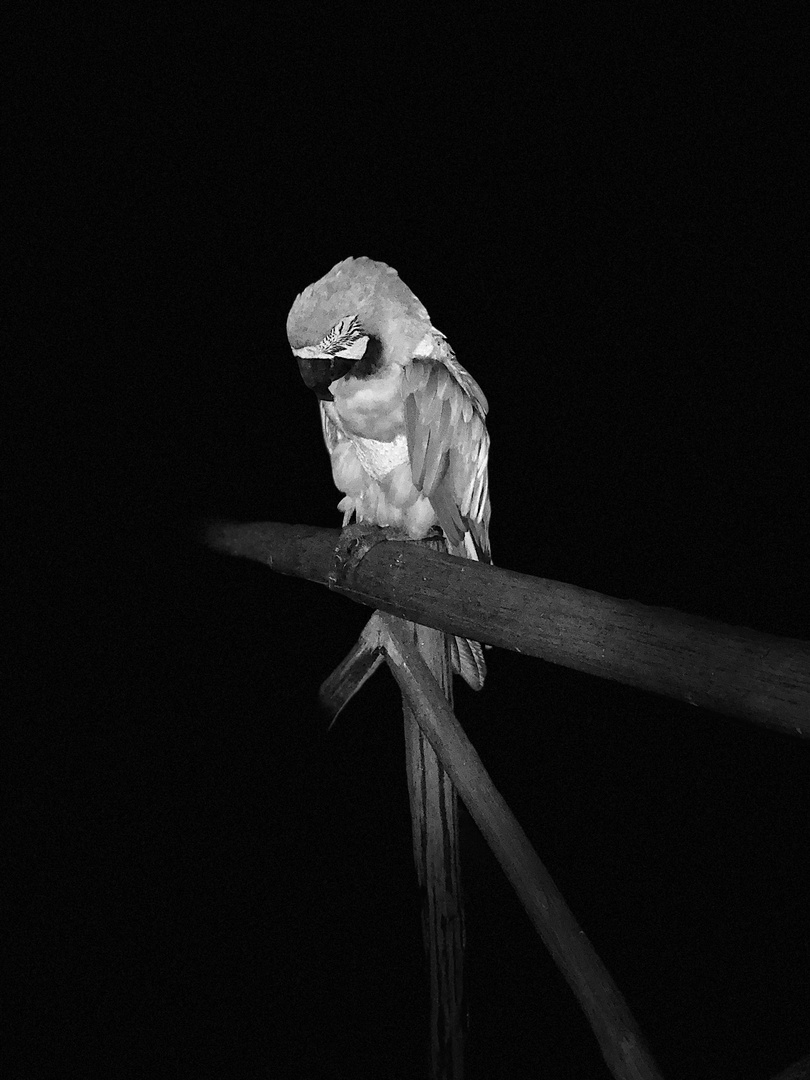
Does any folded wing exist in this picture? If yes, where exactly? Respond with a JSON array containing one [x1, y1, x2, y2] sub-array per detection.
[[403, 334, 491, 690], [403, 335, 491, 564]]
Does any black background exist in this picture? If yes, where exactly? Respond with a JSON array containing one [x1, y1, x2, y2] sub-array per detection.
[[7, 6, 808, 1078]]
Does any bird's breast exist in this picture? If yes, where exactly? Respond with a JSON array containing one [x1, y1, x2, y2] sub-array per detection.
[[351, 434, 409, 482], [332, 366, 404, 441]]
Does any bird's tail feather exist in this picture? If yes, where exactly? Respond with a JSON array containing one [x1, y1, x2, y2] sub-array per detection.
[[450, 635, 486, 690]]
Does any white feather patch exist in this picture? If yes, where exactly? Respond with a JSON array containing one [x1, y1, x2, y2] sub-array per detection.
[[352, 434, 409, 482]]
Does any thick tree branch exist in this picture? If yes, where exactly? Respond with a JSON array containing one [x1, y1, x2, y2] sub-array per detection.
[[206, 521, 810, 738]]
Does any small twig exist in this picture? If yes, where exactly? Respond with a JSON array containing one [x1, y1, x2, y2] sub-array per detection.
[[319, 612, 386, 726]]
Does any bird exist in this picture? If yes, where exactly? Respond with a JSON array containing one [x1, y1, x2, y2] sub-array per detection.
[[286, 257, 490, 689]]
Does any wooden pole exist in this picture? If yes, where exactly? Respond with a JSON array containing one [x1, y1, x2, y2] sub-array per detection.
[[393, 532, 466, 1078], [379, 614, 665, 1080], [399, 610, 465, 1079]]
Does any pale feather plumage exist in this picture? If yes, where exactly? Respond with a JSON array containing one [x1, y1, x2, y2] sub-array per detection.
[[287, 257, 490, 689]]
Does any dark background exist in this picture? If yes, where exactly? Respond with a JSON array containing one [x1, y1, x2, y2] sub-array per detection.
[[6, 6, 808, 1078]]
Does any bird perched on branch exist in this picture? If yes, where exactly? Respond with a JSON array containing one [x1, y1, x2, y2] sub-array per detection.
[[287, 257, 491, 689]]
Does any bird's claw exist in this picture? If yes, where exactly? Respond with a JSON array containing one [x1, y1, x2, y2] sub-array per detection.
[[328, 522, 389, 588], [328, 523, 444, 588]]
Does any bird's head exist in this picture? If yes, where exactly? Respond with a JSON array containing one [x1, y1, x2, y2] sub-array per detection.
[[286, 257, 432, 401]]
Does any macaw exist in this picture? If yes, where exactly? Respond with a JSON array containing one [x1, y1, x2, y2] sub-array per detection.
[[287, 257, 490, 689]]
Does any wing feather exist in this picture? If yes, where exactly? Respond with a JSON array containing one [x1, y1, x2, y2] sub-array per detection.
[[402, 333, 491, 562], [319, 401, 342, 455]]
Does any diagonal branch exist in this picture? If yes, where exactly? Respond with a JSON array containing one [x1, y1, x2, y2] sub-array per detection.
[[378, 613, 664, 1080], [768, 1052, 810, 1080], [394, 610, 465, 1080], [318, 612, 386, 726]]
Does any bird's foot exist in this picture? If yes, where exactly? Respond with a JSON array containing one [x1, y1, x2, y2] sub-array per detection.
[[328, 523, 444, 588], [328, 522, 388, 589]]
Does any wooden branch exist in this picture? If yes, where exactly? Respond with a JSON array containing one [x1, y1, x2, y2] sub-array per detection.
[[396, 607, 465, 1080], [317, 580, 466, 1077], [768, 1052, 810, 1080], [379, 614, 664, 1080], [206, 521, 810, 738]]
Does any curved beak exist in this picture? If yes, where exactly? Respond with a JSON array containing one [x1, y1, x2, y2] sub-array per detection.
[[296, 355, 356, 401]]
